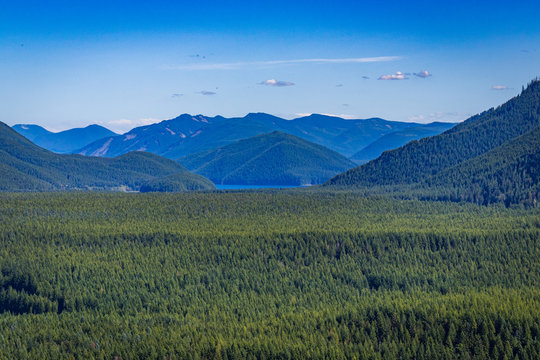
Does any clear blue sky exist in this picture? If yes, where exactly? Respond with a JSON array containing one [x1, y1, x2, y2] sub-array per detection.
[[1, 0, 539, 133]]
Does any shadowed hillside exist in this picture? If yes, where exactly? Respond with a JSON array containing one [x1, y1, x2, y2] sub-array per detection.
[[350, 122, 456, 163], [180, 131, 356, 185]]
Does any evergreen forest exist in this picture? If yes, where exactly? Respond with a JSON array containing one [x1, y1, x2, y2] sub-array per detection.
[[0, 192, 538, 359]]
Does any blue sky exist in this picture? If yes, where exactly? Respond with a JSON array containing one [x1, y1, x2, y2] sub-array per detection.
[[1, 0, 539, 133]]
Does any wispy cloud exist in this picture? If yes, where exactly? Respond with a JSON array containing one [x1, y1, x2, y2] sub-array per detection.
[[378, 71, 408, 80], [259, 79, 295, 87], [407, 112, 467, 123], [171, 93, 183, 98], [105, 118, 160, 133], [166, 56, 401, 70], [362, 76, 370, 79], [414, 70, 432, 78], [198, 90, 216, 95], [492, 85, 509, 90]]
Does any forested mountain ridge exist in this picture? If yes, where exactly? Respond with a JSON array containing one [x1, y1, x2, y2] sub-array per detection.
[[0, 121, 215, 191], [350, 122, 456, 163], [13, 123, 117, 154], [180, 131, 356, 185], [328, 80, 540, 187], [427, 126, 540, 206]]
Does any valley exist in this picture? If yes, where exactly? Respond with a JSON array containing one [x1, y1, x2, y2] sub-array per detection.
[[1, 56, 538, 359], [2, 1, 539, 358]]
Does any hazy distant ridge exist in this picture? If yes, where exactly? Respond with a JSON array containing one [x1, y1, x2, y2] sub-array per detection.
[[75, 113, 454, 160], [12, 124, 117, 154]]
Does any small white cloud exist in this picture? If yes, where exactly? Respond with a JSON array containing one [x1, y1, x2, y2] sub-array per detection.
[[198, 90, 216, 95], [259, 79, 295, 87], [492, 85, 509, 90], [378, 71, 408, 80], [171, 93, 183, 98], [415, 70, 432, 78]]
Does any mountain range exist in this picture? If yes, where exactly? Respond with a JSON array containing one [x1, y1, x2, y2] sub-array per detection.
[[12, 124, 117, 154], [74, 113, 454, 160], [180, 131, 356, 185], [326, 79, 540, 206], [9, 113, 454, 189], [5, 79, 539, 203], [0, 121, 215, 192]]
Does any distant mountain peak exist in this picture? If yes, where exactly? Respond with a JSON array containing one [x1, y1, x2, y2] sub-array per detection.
[[243, 112, 284, 121]]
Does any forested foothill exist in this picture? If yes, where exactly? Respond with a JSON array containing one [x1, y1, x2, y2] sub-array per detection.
[[326, 80, 540, 207], [180, 131, 356, 185], [0, 122, 215, 192]]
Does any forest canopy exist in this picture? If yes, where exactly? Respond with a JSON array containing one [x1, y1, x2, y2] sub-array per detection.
[[0, 192, 538, 359]]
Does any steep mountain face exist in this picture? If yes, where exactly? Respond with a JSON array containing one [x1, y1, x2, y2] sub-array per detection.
[[180, 131, 356, 185], [76, 112, 427, 159], [77, 114, 225, 157], [12, 124, 117, 153], [0, 121, 215, 192], [350, 122, 456, 163], [327, 80, 540, 187]]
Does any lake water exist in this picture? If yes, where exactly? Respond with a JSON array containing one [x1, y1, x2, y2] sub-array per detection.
[[215, 184, 308, 190]]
